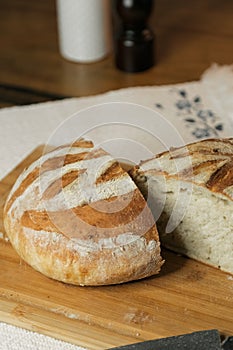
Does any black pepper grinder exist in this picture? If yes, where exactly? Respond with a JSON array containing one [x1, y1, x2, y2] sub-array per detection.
[[114, 0, 155, 73]]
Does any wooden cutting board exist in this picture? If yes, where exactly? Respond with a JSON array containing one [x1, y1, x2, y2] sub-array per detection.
[[0, 146, 233, 349]]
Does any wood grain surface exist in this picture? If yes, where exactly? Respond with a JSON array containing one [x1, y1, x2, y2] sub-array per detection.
[[0, 147, 233, 349], [0, 0, 233, 107]]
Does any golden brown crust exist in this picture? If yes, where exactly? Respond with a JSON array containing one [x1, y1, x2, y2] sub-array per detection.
[[5, 167, 40, 213], [4, 215, 163, 286], [21, 189, 151, 234], [71, 139, 94, 148], [6, 148, 108, 213], [4, 141, 163, 286], [44, 139, 94, 153], [42, 169, 85, 200], [133, 138, 233, 199], [206, 160, 233, 192], [95, 162, 125, 184]]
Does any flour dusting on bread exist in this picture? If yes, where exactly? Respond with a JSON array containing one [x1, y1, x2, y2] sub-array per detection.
[[4, 139, 163, 286], [131, 138, 233, 274]]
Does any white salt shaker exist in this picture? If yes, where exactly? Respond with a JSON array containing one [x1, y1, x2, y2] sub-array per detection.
[[56, 0, 111, 63]]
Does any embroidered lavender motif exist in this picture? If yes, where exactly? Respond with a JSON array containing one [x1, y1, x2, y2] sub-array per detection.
[[155, 89, 224, 139]]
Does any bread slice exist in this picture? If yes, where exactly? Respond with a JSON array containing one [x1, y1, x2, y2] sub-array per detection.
[[130, 138, 233, 274], [4, 139, 163, 286]]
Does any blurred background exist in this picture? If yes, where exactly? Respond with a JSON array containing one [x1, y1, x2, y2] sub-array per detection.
[[0, 0, 232, 108]]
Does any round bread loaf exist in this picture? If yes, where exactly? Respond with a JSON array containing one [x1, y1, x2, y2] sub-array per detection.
[[4, 139, 163, 286]]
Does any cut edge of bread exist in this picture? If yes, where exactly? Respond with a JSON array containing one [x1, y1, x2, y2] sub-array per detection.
[[130, 138, 233, 275]]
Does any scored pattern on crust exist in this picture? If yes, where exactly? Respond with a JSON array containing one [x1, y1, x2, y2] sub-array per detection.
[[5, 140, 159, 243], [4, 139, 164, 285], [136, 138, 233, 199], [42, 169, 85, 200], [20, 189, 156, 240], [5, 148, 108, 213]]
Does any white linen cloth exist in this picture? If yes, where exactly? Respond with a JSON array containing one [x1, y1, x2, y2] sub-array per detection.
[[0, 64, 232, 349]]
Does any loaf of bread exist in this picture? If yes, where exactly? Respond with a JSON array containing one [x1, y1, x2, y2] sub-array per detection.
[[4, 139, 163, 286], [130, 138, 233, 274]]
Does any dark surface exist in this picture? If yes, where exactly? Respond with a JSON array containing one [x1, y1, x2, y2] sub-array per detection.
[[0, 84, 66, 107], [1, 0, 233, 107], [222, 337, 233, 350], [110, 330, 222, 350]]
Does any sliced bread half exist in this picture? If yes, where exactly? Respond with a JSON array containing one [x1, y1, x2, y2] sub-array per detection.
[[130, 138, 233, 274]]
